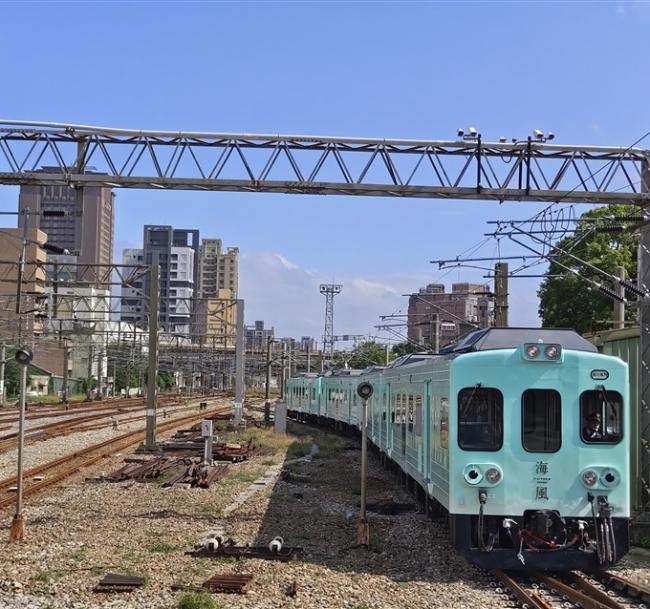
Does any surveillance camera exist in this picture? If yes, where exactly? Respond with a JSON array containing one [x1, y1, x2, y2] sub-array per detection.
[[457, 128, 464, 137], [547, 132, 555, 141], [14, 346, 33, 366], [499, 136, 507, 143], [533, 129, 544, 139], [468, 127, 477, 136]]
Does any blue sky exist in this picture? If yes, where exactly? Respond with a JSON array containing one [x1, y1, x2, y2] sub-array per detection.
[[0, 1, 647, 341]]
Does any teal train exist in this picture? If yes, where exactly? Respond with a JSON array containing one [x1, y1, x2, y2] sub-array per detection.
[[286, 328, 630, 571]]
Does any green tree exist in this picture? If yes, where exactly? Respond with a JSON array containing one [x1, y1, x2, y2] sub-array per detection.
[[538, 204, 638, 334], [391, 341, 420, 358], [334, 341, 388, 369], [157, 371, 176, 391]]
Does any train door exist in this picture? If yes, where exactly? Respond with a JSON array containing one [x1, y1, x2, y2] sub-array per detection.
[[424, 381, 432, 480], [386, 384, 392, 451], [401, 393, 407, 456]]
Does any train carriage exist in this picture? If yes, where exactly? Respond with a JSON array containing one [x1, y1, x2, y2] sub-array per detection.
[[286, 328, 630, 571]]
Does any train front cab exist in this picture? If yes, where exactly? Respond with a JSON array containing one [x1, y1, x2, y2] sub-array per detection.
[[448, 341, 630, 571]]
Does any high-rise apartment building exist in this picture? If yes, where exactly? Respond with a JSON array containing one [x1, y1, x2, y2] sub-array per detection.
[[407, 282, 494, 349], [18, 171, 114, 270], [120, 226, 200, 336], [245, 320, 274, 352], [198, 238, 239, 298]]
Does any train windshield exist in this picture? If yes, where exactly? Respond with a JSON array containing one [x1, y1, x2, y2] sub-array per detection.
[[457, 386, 503, 451], [522, 389, 561, 453], [580, 388, 623, 444]]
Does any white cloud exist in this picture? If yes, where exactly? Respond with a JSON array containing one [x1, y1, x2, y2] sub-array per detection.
[[239, 251, 543, 343]]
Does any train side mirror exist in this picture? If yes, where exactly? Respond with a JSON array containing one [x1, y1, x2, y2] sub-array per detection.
[[357, 382, 373, 400], [14, 346, 33, 366]]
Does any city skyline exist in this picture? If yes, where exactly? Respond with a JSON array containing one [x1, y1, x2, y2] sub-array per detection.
[[1, 2, 647, 342]]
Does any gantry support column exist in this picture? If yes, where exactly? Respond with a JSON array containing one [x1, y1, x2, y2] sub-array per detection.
[[234, 299, 245, 426], [639, 154, 650, 515], [144, 253, 160, 449]]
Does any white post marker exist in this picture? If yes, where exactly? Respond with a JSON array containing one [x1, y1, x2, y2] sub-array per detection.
[[201, 419, 214, 465], [356, 381, 373, 547]]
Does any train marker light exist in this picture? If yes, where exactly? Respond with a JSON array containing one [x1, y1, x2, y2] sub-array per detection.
[[485, 467, 502, 484], [601, 468, 620, 488], [544, 345, 561, 360], [525, 344, 540, 358], [582, 470, 598, 487]]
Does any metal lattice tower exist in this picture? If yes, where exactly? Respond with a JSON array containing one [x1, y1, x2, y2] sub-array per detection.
[[320, 284, 342, 357]]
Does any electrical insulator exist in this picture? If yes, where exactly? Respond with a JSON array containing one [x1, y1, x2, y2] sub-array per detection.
[[598, 285, 626, 303]]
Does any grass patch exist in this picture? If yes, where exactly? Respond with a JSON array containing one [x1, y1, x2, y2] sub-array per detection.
[[225, 472, 258, 484], [177, 591, 221, 609], [287, 441, 312, 459], [123, 568, 150, 586], [67, 548, 87, 562], [149, 542, 178, 554], [313, 434, 343, 459], [188, 559, 210, 578], [198, 503, 216, 514], [33, 571, 54, 583]]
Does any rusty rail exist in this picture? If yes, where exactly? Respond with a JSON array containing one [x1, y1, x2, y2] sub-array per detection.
[[0, 402, 232, 510]]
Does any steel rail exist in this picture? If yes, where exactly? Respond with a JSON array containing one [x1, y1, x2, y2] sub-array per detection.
[[0, 394, 207, 452], [0, 400, 231, 508]]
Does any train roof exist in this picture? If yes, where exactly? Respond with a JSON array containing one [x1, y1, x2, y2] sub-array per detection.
[[439, 327, 598, 354]]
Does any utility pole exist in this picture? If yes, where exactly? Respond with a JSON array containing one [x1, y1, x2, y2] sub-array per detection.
[[0, 342, 5, 407], [86, 344, 94, 401], [306, 341, 311, 372], [264, 335, 272, 425], [494, 262, 509, 328], [613, 265, 626, 330], [280, 342, 286, 400], [234, 299, 245, 426], [15, 208, 30, 346], [144, 252, 160, 450], [61, 340, 70, 403], [429, 313, 439, 353]]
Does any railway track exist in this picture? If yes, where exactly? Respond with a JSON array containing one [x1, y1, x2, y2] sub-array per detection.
[[0, 394, 221, 453], [492, 569, 650, 609], [0, 400, 232, 511]]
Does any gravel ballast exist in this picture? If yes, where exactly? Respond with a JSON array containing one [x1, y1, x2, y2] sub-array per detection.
[[1, 416, 648, 609]]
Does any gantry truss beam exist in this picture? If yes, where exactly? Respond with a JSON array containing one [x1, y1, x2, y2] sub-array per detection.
[[0, 121, 648, 203]]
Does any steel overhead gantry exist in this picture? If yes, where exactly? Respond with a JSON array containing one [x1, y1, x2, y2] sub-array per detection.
[[0, 120, 648, 204], [1, 120, 650, 510]]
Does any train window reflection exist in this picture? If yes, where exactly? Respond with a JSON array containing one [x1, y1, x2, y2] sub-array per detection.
[[522, 389, 561, 453], [580, 388, 623, 444], [458, 387, 503, 451]]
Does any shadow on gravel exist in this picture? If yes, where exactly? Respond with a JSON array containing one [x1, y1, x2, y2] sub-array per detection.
[[250, 420, 474, 585]]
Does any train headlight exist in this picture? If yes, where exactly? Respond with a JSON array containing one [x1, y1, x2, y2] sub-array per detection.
[[601, 468, 620, 488], [525, 344, 540, 358], [581, 470, 598, 487], [485, 467, 502, 484], [544, 344, 561, 360], [463, 464, 483, 485]]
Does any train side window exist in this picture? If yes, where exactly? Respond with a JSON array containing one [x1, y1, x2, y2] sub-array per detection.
[[522, 389, 561, 453], [440, 397, 449, 449], [458, 387, 503, 451], [415, 395, 423, 436], [580, 388, 623, 444]]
